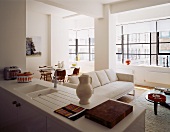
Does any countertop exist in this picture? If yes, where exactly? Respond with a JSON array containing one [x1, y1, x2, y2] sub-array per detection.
[[0, 78, 145, 132]]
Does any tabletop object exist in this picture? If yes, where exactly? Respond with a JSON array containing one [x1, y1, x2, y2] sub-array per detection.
[[85, 100, 133, 128]]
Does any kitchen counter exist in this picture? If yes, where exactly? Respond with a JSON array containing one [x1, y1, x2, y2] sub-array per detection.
[[0, 78, 145, 132]]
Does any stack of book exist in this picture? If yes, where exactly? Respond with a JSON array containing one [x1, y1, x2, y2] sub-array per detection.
[[54, 104, 86, 121]]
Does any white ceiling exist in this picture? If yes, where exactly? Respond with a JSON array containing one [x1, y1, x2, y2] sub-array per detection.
[[35, 0, 128, 18], [28, 0, 77, 17], [30, 0, 170, 20]]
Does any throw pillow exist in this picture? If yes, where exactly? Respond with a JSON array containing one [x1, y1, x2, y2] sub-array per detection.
[[68, 76, 79, 84], [104, 69, 118, 82], [83, 72, 101, 88], [96, 70, 110, 85]]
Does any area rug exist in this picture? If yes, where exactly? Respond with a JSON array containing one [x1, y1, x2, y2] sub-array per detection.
[[130, 91, 170, 132]]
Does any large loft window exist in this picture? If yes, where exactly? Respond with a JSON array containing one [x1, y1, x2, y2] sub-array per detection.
[[116, 19, 170, 66], [69, 28, 94, 61]]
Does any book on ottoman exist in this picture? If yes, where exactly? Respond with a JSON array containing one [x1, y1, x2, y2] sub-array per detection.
[[85, 100, 133, 128]]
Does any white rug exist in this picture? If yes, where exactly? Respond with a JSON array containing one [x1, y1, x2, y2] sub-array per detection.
[[130, 91, 170, 132]]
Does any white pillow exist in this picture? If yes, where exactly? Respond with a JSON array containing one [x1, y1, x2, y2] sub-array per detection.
[[83, 72, 101, 88], [68, 76, 79, 84], [104, 69, 118, 82], [95, 70, 110, 85]]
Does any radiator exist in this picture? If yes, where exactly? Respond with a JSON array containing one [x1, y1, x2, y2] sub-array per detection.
[[144, 71, 170, 85]]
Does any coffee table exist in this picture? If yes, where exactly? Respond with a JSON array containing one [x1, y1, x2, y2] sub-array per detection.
[[145, 89, 170, 115]]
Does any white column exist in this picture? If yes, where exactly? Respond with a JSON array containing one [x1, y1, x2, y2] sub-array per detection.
[[50, 15, 69, 68], [94, 5, 116, 71]]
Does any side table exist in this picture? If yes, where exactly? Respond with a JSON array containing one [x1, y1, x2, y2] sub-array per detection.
[[145, 93, 166, 115]]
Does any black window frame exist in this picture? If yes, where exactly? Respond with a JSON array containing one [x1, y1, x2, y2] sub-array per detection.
[[68, 28, 94, 61], [116, 19, 170, 66]]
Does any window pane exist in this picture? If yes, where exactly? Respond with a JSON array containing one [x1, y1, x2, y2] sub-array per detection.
[[159, 31, 170, 42], [79, 54, 89, 61], [69, 30, 76, 45], [90, 46, 94, 53], [151, 32, 156, 43], [127, 55, 150, 65], [90, 54, 94, 61], [116, 54, 122, 63], [77, 30, 89, 45], [157, 19, 170, 32], [116, 26, 122, 44], [90, 38, 95, 45], [159, 43, 170, 53], [69, 46, 76, 53], [151, 44, 156, 54], [69, 54, 76, 61], [124, 45, 128, 54], [116, 36, 122, 44], [151, 55, 156, 65], [89, 29, 95, 45], [129, 33, 150, 43], [78, 46, 89, 53], [116, 45, 122, 53], [158, 55, 170, 66], [129, 44, 150, 54], [89, 29, 94, 38], [123, 35, 128, 44]]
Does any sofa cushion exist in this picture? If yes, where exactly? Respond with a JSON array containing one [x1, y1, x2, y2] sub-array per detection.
[[94, 81, 134, 99], [68, 76, 79, 84], [83, 72, 101, 88], [96, 70, 110, 85], [105, 69, 118, 82]]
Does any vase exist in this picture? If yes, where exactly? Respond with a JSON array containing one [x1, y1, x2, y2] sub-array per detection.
[[58, 61, 61, 68], [61, 61, 64, 68], [76, 74, 93, 105], [125, 59, 131, 65]]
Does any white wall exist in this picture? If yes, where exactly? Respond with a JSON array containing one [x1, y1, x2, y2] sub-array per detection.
[[115, 4, 170, 87], [26, 2, 50, 78], [0, 0, 26, 79]]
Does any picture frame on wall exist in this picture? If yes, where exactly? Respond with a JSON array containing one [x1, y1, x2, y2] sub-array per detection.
[[26, 36, 41, 56]]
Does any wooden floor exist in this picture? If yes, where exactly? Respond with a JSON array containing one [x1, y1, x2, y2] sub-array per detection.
[[117, 85, 154, 103]]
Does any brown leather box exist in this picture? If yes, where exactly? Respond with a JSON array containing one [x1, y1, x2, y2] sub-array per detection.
[[85, 100, 133, 128]]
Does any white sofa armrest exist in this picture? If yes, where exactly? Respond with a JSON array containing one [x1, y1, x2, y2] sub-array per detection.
[[63, 82, 78, 89], [116, 73, 134, 83]]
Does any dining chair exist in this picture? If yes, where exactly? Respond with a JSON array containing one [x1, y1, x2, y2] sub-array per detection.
[[54, 69, 66, 82], [68, 67, 80, 76], [39, 66, 52, 81], [67, 68, 80, 82]]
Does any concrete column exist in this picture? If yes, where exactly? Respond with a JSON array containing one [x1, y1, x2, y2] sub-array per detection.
[[94, 5, 116, 71]]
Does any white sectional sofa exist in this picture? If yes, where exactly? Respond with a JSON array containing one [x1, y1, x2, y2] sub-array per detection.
[[63, 69, 135, 99]]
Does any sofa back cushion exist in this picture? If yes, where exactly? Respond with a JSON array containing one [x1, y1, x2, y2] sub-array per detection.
[[68, 76, 79, 84], [105, 69, 118, 82], [83, 72, 101, 88], [96, 70, 110, 85]]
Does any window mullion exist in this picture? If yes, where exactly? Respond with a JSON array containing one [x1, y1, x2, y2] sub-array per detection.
[[156, 32, 159, 65], [150, 33, 151, 65]]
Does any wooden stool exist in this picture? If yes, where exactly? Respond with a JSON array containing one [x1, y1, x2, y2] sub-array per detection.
[[40, 70, 52, 81]]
